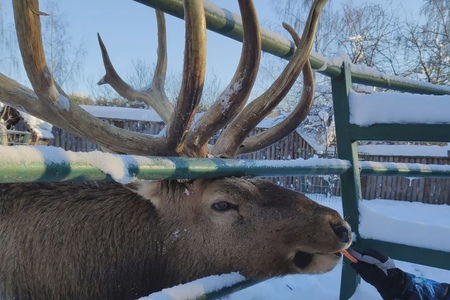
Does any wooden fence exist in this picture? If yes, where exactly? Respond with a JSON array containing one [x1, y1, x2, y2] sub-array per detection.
[[48, 118, 450, 205], [359, 155, 450, 205]]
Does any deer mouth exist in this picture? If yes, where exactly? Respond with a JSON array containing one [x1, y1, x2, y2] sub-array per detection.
[[293, 251, 314, 268], [293, 251, 342, 269]]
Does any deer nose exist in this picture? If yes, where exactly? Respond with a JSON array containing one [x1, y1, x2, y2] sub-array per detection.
[[331, 223, 350, 244]]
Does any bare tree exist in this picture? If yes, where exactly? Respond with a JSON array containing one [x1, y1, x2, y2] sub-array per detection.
[[126, 59, 154, 91], [335, 2, 401, 73], [0, 0, 19, 76], [401, 0, 450, 84], [126, 58, 225, 111], [41, 0, 86, 92], [270, 0, 402, 152], [274, 0, 401, 70]]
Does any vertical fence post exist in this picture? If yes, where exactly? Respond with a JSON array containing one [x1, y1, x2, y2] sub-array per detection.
[[331, 62, 362, 300]]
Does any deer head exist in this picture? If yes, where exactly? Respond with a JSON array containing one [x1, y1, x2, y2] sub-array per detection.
[[0, 3, 357, 297], [2, 0, 326, 159]]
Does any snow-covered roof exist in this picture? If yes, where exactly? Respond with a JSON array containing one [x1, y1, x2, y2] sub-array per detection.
[[0, 102, 54, 139], [19, 110, 54, 139], [249, 113, 328, 152], [81, 105, 164, 122], [4, 103, 450, 158], [296, 127, 327, 153]]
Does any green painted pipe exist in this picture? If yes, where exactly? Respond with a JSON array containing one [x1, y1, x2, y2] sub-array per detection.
[[360, 161, 450, 177], [0, 145, 352, 183], [1, 149, 449, 183], [0, 151, 351, 183], [133, 0, 450, 95]]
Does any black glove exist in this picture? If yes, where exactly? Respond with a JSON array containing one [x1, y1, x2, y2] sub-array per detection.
[[348, 249, 406, 300]]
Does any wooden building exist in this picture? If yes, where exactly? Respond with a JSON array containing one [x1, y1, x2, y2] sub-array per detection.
[[0, 104, 53, 145]]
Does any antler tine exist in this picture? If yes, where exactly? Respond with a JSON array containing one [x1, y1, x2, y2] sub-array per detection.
[[97, 10, 173, 124], [212, 0, 327, 158], [165, 0, 206, 155], [152, 10, 168, 91], [183, 0, 261, 158], [237, 60, 314, 155], [10, 0, 169, 155]]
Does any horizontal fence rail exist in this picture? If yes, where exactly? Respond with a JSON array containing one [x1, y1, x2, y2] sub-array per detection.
[[0, 146, 351, 183], [2, 146, 450, 183], [134, 0, 450, 95], [360, 161, 450, 177]]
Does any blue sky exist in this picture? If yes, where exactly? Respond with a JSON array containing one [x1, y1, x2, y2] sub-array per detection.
[[2, 0, 423, 96]]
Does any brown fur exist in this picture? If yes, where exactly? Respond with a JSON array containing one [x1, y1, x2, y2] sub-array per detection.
[[0, 178, 351, 299]]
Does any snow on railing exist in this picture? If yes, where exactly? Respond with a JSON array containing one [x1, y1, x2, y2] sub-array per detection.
[[2, 146, 450, 184], [0, 145, 351, 184], [349, 91, 450, 126]]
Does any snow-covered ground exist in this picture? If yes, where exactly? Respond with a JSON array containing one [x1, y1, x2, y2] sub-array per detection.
[[143, 194, 450, 300]]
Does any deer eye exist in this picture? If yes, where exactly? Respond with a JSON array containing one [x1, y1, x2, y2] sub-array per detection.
[[211, 201, 237, 212]]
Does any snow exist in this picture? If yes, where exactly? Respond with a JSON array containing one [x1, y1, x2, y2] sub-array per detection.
[[321, 51, 450, 94], [0, 145, 175, 184], [47, 85, 70, 111], [144, 273, 246, 300], [81, 105, 163, 122], [18, 110, 54, 139], [58, 94, 70, 111], [359, 144, 450, 158], [140, 194, 450, 300], [0, 145, 353, 183], [360, 160, 450, 177], [349, 91, 450, 126], [246, 157, 349, 169], [0, 101, 54, 139], [359, 199, 450, 252]]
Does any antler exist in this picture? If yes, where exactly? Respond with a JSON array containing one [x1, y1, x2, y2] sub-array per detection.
[[165, 0, 206, 155], [2, 0, 327, 159], [97, 10, 173, 124], [237, 59, 314, 156], [182, 0, 261, 157], [7, 0, 206, 156], [211, 0, 327, 158], [9, 0, 171, 155]]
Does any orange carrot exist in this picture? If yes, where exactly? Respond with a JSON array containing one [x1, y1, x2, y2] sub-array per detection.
[[340, 249, 358, 263]]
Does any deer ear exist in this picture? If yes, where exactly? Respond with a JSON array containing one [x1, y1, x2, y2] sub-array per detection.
[[125, 180, 163, 208]]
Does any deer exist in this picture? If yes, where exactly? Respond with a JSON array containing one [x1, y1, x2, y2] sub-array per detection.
[[0, 0, 352, 299]]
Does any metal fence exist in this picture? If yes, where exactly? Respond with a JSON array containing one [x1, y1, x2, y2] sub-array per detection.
[[46, 121, 450, 204]]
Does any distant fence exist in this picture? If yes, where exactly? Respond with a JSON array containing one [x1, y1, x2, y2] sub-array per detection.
[[359, 155, 450, 205], [50, 119, 165, 152], [48, 118, 450, 205]]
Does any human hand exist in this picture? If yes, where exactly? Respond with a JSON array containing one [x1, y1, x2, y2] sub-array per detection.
[[348, 249, 405, 300]]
